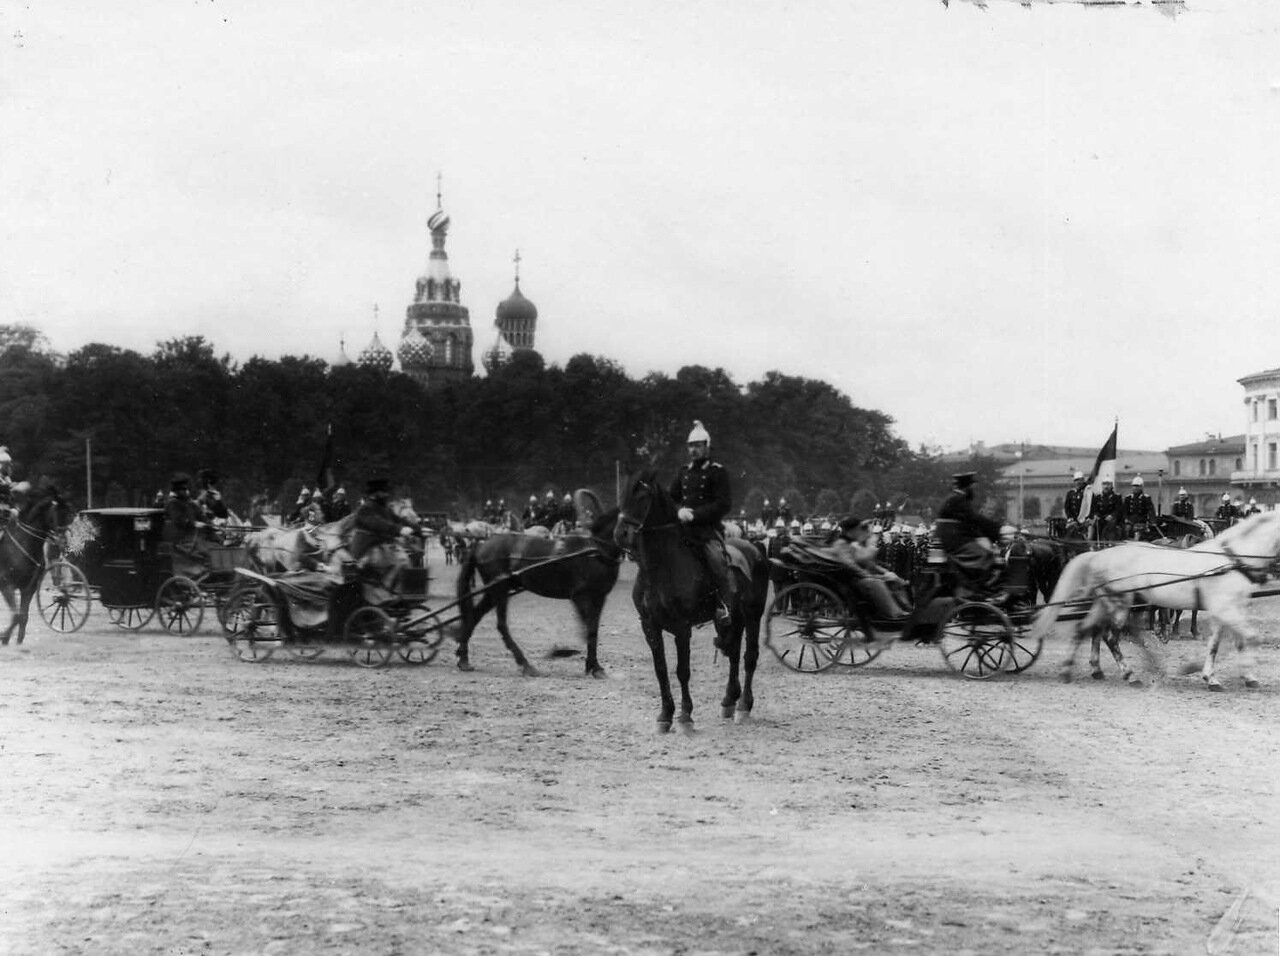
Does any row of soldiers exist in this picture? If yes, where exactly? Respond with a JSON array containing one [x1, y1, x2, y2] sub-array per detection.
[[480, 491, 576, 528], [1062, 471, 1263, 538]]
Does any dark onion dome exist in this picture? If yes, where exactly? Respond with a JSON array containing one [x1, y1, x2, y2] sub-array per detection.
[[428, 208, 451, 234], [358, 332, 394, 371], [495, 283, 538, 326], [397, 326, 434, 367]]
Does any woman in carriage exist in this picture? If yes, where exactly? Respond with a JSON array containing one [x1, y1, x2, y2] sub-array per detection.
[[822, 516, 910, 622]]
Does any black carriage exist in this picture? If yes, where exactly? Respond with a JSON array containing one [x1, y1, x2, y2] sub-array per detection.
[[765, 522, 1043, 679], [224, 536, 455, 668], [63, 508, 253, 634]]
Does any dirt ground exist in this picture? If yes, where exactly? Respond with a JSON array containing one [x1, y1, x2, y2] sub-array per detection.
[[2, 548, 1279, 955]]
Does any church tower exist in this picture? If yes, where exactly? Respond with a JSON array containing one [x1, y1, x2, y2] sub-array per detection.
[[400, 176, 475, 387], [494, 249, 538, 351]]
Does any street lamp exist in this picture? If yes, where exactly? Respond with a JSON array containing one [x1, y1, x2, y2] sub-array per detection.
[[1015, 446, 1024, 528], [1157, 468, 1165, 514]]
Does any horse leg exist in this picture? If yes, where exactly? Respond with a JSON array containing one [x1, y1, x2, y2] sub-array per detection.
[[455, 588, 497, 672], [492, 593, 539, 677], [1217, 608, 1261, 689], [642, 618, 676, 733], [14, 578, 36, 646], [674, 625, 694, 733], [0, 583, 17, 646], [1100, 626, 1143, 686], [1089, 626, 1106, 680], [1197, 623, 1225, 691], [735, 614, 760, 724], [1190, 609, 1199, 639], [573, 594, 607, 679], [720, 623, 742, 720]]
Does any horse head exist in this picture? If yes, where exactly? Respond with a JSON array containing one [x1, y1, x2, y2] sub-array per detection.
[[614, 469, 674, 551], [1211, 511, 1280, 563], [21, 486, 74, 538]]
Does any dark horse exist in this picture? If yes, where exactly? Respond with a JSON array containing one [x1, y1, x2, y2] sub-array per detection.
[[614, 470, 770, 733], [454, 510, 624, 678], [1, 488, 74, 645]]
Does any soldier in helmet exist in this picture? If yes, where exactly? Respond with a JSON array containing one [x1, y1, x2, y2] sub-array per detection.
[[522, 494, 539, 527], [1088, 479, 1124, 541], [1122, 475, 1157, 540], [760, 497, 778, 528], [325, 486, 352, 522], [287, 486, 311, 525], [778, 497, 793, 526], [1245, 497, 1262, 517], [559, 493, 576, 529], [1063, 471, 1088, 526], [670, 420, 736, 629], [1171, 487, 1195, 520], [1216, 493, 1239, 526]]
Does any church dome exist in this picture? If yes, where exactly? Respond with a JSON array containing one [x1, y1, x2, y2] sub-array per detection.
[[495, 284, 538, 326], [397, 326, 434, 368], [358, 332, 394, 371], [428, 208, 451, 234], [333, 336, 352, 368]]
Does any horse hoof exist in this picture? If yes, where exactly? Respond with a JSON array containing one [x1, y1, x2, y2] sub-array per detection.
[[733, 709, 751, 725], [588, 666, 607, 680], [521, 663, 542, 678], [677, 721, 695, 736], [1205, 679, 1224, 692], [1091, 670, 1105, 681], [1127, 677, 1145, 688], [720, 706, 734, 719], [656, 721, 672, 734], [1245, 677, 1260, 689], [456, 660, 475, 673], [1059, 670, 1074, 684]]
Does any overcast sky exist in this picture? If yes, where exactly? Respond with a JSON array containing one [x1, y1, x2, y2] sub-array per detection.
[[4, 1, 1278, 453]]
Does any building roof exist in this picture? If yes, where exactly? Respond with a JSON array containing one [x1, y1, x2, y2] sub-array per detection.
[[1000, 453, 1168, 481], [1165, 434, 1246, 455]]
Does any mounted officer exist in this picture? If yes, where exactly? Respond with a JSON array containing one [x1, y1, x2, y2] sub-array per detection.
[[325, 487, 352, 522], [670, 420, 735, 628], [351, 478, 419, 590], [1170, 487, 1195, 520], [1088, 479, 1124, 541], [287, 486, 311, 525], [938, 472, 1008, 601], [1063, 471, 1087, 525], [0, 446, 32, 524], [1215, 493, 1239, 526], [1122, 475, 1157, 539]]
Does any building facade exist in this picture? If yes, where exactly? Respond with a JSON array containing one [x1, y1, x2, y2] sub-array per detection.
[[1232, 366, 1280, 508], [397, 197, 475, 387]]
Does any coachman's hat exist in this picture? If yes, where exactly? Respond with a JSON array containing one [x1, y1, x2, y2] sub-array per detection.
[[366, 478, 391, 496], [952, 472, 976, 488], [170, 473, 191, 491], [198, 468, 219, 486], [839, 516, 868, 533]]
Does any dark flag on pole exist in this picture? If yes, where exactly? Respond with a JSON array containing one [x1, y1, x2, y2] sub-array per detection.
[[314, 423, 334, 493], [1078, 423, 1118, 521]]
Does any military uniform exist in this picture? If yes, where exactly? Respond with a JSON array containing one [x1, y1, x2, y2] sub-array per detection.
[[1122, 490, 1157, 538], [1063, 486, 1087, 522], [1171, 497, 1195, 520], [1216, 502, 1240, 524], [1089, 489, 1124, 540], [669, 455, 735, 617], [760, 502, 778, 527]]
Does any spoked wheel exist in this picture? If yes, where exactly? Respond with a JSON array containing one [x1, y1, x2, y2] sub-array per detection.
[[156, 576, 206, 635], [107, 604, 155, 631], [765, 581, 851, 673], [37, 560, 92, 633], [397, 605, 453, 665], [937, 601, 1012, 679], [284, 639, 326, 661], [223, 584, 280, 663], [345, 607, 396, 668], [1000, 615, 1043, 674]]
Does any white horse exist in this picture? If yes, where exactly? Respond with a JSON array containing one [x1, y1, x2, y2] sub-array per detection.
[[1033, 512, 1280, 691]]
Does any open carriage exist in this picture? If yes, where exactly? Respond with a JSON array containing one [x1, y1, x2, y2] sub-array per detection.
[[41, 508, 256, 635], [765, 520, 1044, 679]]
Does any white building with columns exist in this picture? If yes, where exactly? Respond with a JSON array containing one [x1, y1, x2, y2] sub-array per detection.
[[1232, 366, 1280, 507]]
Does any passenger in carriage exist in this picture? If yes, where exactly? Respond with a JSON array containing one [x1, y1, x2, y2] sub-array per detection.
[[824, 517, 909, 621], [163, 473, 211, 574], [938, 471, 1010, 601], [1088, 479, 1124, 541], [351, 477, 420, 589], [324, 486, 352, 522], [1215, 493, 1240, 525], [1171, 487, 1195, 520], [0, 446, 32, 523], [1063, 471, 1087, 527], [196, 469, 230, 523], [1122, 475, 1157, 540], [287, 486, 311, 525]]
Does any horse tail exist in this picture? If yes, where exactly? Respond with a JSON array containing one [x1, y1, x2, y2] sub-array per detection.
[[1031, 550, 1094, 642], [456, 541, 479, 628]]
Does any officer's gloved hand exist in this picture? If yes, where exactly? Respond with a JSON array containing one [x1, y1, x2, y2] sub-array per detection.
[[677, 507, 694, 523], [399, 526, 414, 538]]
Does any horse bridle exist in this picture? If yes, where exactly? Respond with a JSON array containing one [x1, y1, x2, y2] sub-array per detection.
[[7, 499, 66, 568]]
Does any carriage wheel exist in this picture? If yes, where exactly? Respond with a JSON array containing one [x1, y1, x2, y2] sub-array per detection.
[[1001, 623, 1043, 674], [223, 584, 280, 663], [37, 561, 92, 633], [156, 576, 205, 636], [284, 639, 326, 661], [398, 641, 438, 665], [107, 604, 155, 631], [765, 581, 851, 673], [345, 607, 395, 668], [937, 601, 1011, 679], [216, 581, 251, 633]]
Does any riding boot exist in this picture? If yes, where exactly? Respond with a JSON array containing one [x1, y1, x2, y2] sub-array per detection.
[[704, 541, 736, 633]]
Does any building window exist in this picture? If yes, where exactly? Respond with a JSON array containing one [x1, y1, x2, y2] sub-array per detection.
[[1236, 457, 1243, 471], [1173, 460, 1181, 477], [1253, 401, 1260, 422], [1199, 459, 1206, 476], [1209, 459, 1217, 476], [1270, 399, 1278, 420], [1270, 443, 1278, 471]]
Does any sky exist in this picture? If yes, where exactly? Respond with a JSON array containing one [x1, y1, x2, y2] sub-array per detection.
[[3, 0, 1279, 454]]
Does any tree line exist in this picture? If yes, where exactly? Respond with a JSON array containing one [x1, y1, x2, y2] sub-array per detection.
[[0, 324, 1006, 520]]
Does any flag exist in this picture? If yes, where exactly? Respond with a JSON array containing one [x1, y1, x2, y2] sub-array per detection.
[[1078, 424, 1117, 521]]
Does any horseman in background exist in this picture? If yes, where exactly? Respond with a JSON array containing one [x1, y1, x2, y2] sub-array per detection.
[[287, 486, 310, 525], [1171, 487, 1195, 520], [938, 471, 1009, 602], [325, 487, 352, 522], [670, 420, 735, 628], [0, 446, 32, 533], [1063, 471, 1087, 531], [760, 497, 778, 527], [778, 497, 793, 526], [351, 478, 419, 590], [1089, 479, 1124, 542], [521, 494, 539, 527], [1122, 475, 1158, 540]]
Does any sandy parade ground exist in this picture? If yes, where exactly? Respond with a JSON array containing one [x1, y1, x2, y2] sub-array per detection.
[[2, 545, 1279, 956]]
